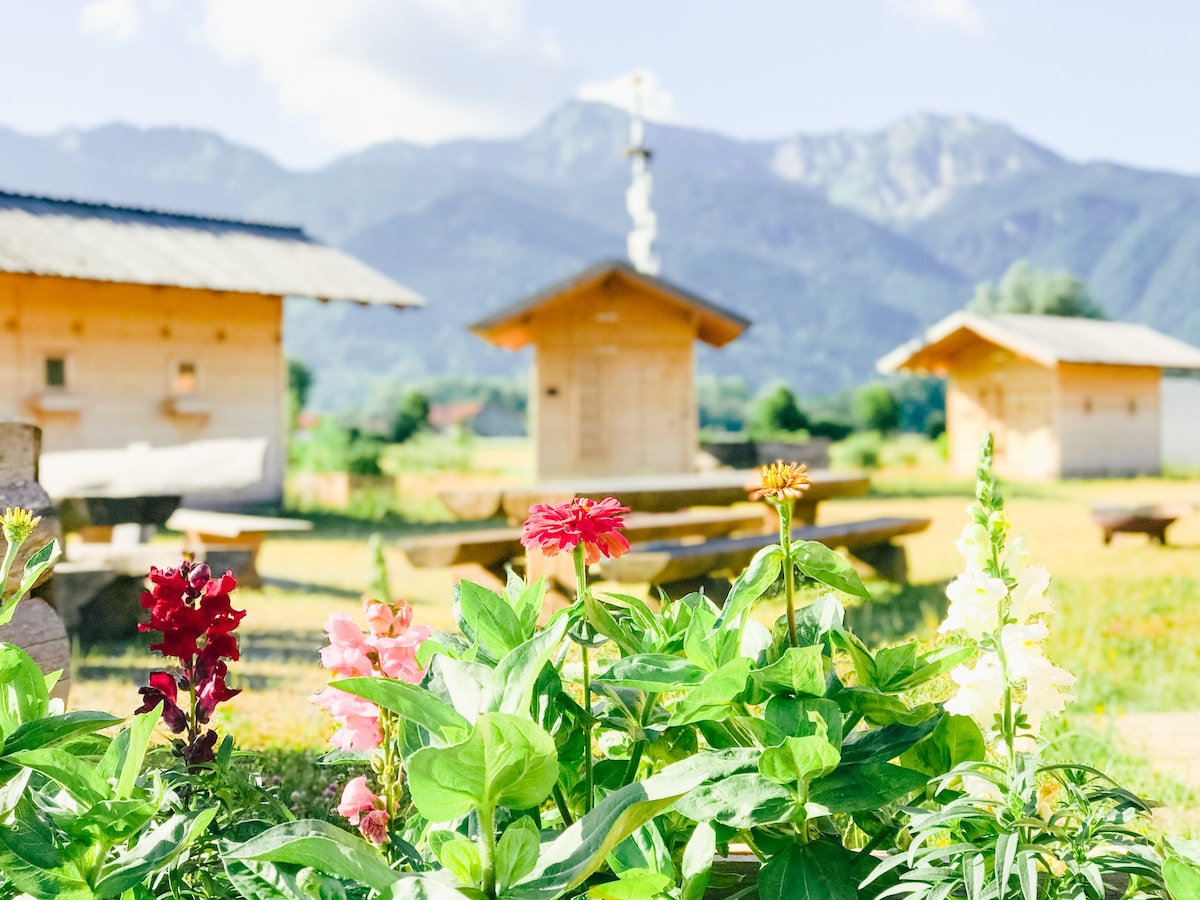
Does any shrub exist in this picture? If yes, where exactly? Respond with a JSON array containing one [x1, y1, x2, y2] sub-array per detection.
[[832, 430, 883, 469], [748, 380, 809, 437]]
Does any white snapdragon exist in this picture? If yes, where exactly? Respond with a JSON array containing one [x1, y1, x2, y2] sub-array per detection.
[[940, 570, 1009, 640], [954, 522, 992, 573], [1019, 656, 1075, 732], [944, 655, 1005, 723], [1000, 622, 1051, 678], [1009, 565, 1052, 623]]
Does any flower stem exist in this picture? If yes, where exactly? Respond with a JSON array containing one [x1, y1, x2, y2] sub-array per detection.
[[573, 545, 595, 814], [778, 499, 797, 647], [479, 802, 497, 899]]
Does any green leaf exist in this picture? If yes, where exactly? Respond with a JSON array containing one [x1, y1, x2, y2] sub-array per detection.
[[793, 594, 845, 648], [115, 707, 160, 800], [436, 837, 482, 889], [829, 630, 877, 688], [596, 655, 709, 693], [17, 540, 62, 605], [872, 642, 918, 689], [680, 823, 716, 900], [585, 594, 645, 657], [225, 858, 340, 900], [384, 875, 473, 900], [1, 710, 119, 756], [5, 747, 108, 805], [889, 645, 975, 693], [94, 807, 219, 898], [835, 687, 938, 727], [0, 642, 50, 740], [668, 657, 752, 727], [717, 545, 784, 626], [459, 580, 526, 660], [227, 819, 400, 893], [673, 773, 798, 829], [1164, 855, 1200, 900], [407, 713, 558, 823], [764, 697, 843, 747], [758, 842, 856, 900], [807, 761, 929, 813], [0, 797, 91, 900], [791, 541, 870, 600], [840, 715, 941, 766], [759, 733, 840, 789], [505, 750, 757, 900], [493, 613, 570, 718], [496, 817, 540, 893], [900, 714, 986, 777], [334, 677, 470, 742], [587, 870, 672, 900], [749, 646, 826, 697]]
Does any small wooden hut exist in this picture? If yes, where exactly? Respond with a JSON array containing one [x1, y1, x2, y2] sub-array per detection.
[[0, 190, 423, 504], [878, 311, 1200, 479], [471, 260, 748, 479]]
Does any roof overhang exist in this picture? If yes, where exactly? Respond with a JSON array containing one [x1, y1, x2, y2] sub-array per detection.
[[470, 259, 749, 350]]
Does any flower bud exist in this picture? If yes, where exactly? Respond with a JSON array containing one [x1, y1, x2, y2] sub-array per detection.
[[188, 563, 212, 590]]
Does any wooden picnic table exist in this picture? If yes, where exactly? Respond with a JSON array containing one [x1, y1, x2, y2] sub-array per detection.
[[438, 469, 870, 525], [166, 509, 313, 588]]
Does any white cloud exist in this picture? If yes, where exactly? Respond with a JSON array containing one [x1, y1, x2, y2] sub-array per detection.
[[576, 70, 675, 121], [79, 0, 141, 41], [890, 0, 983, 32], [194, 0, 579, 150]]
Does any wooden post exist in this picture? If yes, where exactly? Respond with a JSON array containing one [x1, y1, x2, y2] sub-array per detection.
[[0, 422, 69, 701]]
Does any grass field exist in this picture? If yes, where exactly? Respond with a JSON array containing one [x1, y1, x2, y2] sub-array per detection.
[[65, 441, 1200, 832]]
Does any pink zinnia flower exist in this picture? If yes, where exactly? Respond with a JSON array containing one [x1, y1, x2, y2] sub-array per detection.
[[520, 496, 631, 565], [337, 776, 377, 825]]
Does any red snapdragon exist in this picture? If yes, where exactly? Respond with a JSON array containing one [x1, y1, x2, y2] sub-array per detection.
[[134, 560, 244, 765]]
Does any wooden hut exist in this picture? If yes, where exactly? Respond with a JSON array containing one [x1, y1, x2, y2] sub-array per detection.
[[471, 260, 748, 479], [878, 311, 1200, 479], [0, 191, 422, 504]]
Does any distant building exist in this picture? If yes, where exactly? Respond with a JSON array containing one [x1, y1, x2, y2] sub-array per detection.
[[471, 260, 748, 479], [0, 191, 422, 503], [878, 312, 1200, 479]]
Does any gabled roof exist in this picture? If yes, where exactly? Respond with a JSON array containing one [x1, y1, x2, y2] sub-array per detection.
[[470, 259, 750, 349], [0, 190, 423, 306], [878, 311, 1200, 374]]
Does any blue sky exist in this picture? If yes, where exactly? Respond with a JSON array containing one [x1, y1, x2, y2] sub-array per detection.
[[1, 0, 1195, 174]]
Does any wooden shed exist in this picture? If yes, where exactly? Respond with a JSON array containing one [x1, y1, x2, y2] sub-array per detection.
[[471, 260, 748, 479], [0, 191, 423, 504], [877, 312, 1200, 480]]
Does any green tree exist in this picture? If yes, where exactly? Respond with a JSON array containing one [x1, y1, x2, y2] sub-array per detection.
[[287, 358, 314, 434], [697, 375, 751, 432], [390, 390, 431, 443], [852, 383, 901, 433], [968, 260, 1106, 318], [748, 382, 809, 437]]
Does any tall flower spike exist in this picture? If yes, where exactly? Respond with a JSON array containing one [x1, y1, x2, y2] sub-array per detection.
[[748, 461, 810, 502]]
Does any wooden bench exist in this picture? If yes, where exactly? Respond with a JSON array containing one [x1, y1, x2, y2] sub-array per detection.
[[1091, 504, 1193, 545], [596, 516, 932, 598], [399, 507, 770, 579], [166, 509, 313, 588]]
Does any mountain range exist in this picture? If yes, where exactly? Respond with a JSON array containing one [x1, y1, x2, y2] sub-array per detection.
[[2, 102, 1198, 410]]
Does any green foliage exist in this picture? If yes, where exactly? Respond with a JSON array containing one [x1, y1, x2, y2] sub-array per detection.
[[748, 381, 809, 438], [831, 431, 883, 469], [292, 419, 385, 476], [696, 375, 751, 433], [852, 383, 901, 433], [390, 390, 431, 444], [968, 258, 1107, 319]]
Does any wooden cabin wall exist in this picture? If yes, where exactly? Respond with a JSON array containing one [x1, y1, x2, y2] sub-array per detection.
[[944, 343, 1059, 480], [0, 272, 286, 504], [1056, 362, 1160, 477], [530, 279, 697, 478]]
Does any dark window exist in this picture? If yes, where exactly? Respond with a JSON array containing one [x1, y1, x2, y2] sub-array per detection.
[[44, 358, 65, 388], [175, 361, 197, 394]]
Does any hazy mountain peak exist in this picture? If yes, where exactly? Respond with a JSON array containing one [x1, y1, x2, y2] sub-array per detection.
[[770, 111, 1064, 224]]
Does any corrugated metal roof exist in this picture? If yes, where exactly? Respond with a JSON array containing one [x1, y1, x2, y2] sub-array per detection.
[[878, 311, 1200, 373], [470, 259, 750, 349], [0, 190, 423, 306]]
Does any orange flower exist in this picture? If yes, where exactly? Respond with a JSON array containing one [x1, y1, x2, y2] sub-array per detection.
[[521, 496, 631, 565], [748, 461, 811, 502]]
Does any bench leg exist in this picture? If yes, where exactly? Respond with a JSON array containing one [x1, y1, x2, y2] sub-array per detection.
[[848, 542, 908, 583]]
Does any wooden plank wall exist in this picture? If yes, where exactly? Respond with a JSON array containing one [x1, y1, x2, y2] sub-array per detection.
[[0, 272, 286, 504]]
